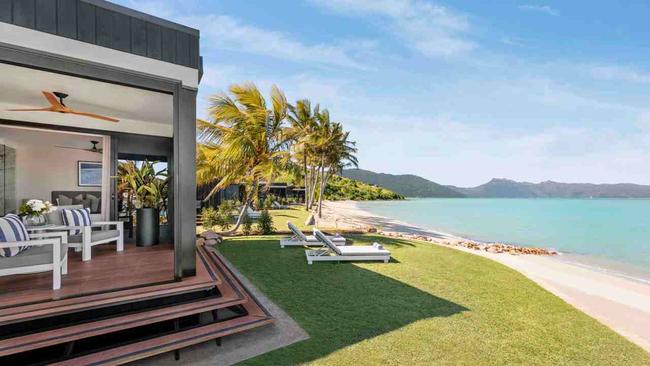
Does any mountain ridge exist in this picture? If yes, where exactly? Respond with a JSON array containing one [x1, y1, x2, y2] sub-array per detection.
[[342, 169, 650, 198]]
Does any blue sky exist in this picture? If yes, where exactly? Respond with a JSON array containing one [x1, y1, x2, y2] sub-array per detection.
[[118, 0, 650, 186]]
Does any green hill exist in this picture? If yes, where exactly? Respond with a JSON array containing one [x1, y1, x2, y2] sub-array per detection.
[[324, 175, 404, 201], [342, 169, 464, 198]]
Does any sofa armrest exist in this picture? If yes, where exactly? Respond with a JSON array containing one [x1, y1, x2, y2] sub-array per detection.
[[29, 231, 68, 243], [0, 237, 61, 249], [91, 221, 122, 227]]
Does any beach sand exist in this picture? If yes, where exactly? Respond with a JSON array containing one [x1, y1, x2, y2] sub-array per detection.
[[318, 200, 650, 352]]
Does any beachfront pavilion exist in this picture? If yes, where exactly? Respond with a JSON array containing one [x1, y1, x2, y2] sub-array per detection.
[[0, 1, 271, 364]]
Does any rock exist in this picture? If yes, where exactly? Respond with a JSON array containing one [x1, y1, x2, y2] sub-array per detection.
[[196, 237, 205, 246], [305, 214, 316, 226], [201, 230, 221, 240], [205, 239, 219, 246]]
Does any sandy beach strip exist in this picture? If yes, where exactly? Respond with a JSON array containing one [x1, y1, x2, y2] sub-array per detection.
[[318, 200, 650, 352]]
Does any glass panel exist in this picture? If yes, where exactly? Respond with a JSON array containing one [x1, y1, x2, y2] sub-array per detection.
[[4, 145, 16, 214], [0, 145, 4, 215]]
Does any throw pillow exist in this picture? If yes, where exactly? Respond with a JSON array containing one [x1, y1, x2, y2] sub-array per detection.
[[0, 214, 30, 257], [61, 208, 92, 236]]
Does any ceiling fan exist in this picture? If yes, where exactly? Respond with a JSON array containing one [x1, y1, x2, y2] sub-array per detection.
[[56, 140, 103, 154], [7, 91, 119, 122]]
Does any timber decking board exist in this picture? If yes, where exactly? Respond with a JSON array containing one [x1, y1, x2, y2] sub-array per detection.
[[50, 245, 275, 366], [0, 243, 219, 325], [0, 296, 247, 356], [51, 315, 274, 366], [0, 244, 274, 364], [0, 243, 174, 308]]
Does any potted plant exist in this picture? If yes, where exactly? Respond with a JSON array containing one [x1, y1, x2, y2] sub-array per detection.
[[118, 161, 168, 246], [19, 199, 54, 226]]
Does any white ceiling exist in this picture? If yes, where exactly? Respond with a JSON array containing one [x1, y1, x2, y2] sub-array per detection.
[[0, 124, 103, 149], [0, 63, 174, 137]]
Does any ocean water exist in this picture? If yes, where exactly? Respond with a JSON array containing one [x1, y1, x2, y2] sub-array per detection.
[[355, 198, 650, 282]]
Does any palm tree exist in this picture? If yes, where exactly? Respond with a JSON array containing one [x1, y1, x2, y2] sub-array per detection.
[[313, 113, 358, 217], [286, 99, 318, 209], [197, 83, 290, 232]]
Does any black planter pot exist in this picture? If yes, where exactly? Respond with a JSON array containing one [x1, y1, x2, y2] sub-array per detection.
[[136, 208, 160, 246]]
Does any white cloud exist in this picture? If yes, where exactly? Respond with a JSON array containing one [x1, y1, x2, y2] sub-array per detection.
[[517, 4, 559, 16], [589, 65, 650, 83], [500, 36, 524, 47], [308, 0, 476, 57], [116, 0, 366, 69], [345, 114, 650, 186], [179, 14, 365, 69]]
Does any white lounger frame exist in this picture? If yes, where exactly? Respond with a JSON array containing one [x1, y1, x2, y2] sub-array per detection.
[[305, 249, 390, 264], [281, 236, 346, 248], [280, 222, 346, 248], [305, 229, 390, 264]]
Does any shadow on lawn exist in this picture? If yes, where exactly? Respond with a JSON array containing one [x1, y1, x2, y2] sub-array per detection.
[[220, 237, 469, 365]]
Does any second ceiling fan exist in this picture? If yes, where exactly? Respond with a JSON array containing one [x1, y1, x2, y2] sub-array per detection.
[[7, 91, 119, 122]]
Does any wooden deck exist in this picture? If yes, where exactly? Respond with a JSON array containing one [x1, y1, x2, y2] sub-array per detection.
[[0, 242, 175, 309], [0, 244, 274, 365]]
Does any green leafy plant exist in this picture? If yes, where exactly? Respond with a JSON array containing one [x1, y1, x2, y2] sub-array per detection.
[[216, 199, 238, 231], [118, 160, 168, 210], [200, 207, 219, 230], [263, 195, 273, 210], [257, 209, 275, 234], [241, 212, 253, 235]]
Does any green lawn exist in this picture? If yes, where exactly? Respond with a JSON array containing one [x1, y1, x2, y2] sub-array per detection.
[[219, 235, 649, 365], [266, 207, 314, 231]]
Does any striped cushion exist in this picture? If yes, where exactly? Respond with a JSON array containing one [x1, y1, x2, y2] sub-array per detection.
[[0, 214, 30, 257], [61, 208, 92, 235]]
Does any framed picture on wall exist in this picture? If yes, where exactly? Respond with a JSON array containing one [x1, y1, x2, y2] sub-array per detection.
[[78, 161, 102, 187]]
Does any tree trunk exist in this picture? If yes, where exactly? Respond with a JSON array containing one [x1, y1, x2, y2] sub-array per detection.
[[317, 170, 330, 218], [307, 165, 318, 210], [308, 165, 319, 210], [303, 154, 309, 209], [228, 188, 252, 233]]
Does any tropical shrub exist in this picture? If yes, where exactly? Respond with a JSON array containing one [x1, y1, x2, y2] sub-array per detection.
[[257, 209, 275, 234], [201, 207, 219, 230], [262, 196, 273, 210], [241, 212, 253, 235]]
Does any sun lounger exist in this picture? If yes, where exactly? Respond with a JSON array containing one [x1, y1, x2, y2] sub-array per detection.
[[305, 229, 390, 264], [280, 222, 346, 248]]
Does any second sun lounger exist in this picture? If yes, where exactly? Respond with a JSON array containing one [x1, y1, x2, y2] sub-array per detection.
[[306, 229, 390, 264], [280, 222, 346, 248]]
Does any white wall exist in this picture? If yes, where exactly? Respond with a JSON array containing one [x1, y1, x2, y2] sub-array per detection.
[[0, 127, 105, 207]]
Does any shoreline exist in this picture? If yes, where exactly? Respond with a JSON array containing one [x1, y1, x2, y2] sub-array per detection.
[[318, 200, 650, 352]]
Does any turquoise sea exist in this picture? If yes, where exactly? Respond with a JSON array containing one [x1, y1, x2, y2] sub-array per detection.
[[355, 198, 650, 282]]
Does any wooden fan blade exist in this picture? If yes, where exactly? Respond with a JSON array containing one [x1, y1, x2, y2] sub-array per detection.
[[67, 110, 119, 122], [6, 107, 52, 112], [42, 91, 64, 108]]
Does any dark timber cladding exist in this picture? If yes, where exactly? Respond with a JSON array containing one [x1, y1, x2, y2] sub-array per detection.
[[0, 0, 200, 69]]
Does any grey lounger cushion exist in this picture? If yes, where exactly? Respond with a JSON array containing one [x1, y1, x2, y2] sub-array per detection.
[[0, 244, 68, 270], [337, 245, 391, 256]]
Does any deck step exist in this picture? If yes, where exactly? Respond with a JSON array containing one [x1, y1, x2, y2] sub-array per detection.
[[0, 293, 247, 356], [52, 312, 273, 366], [0, 245, 273, 365]]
